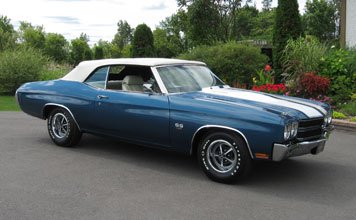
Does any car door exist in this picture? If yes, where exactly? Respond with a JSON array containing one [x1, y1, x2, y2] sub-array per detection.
[[85, 65, 170, 147]]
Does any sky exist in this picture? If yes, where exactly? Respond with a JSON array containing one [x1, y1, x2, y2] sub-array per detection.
[[0, 0, 307, 45]]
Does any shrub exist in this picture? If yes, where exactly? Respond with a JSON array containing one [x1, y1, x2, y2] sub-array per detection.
[[252, 83, 287, 95], [39, 63, 71, 81], [0, 48, 48, 94], [299, 72, 330, 98], [319, 49, 356, 104], [333, 111, 347, 119], [286, 72, 331, 103], [281, 36, 327, 81], [351, 93, 356, 101], [179, 42, 268, 86]]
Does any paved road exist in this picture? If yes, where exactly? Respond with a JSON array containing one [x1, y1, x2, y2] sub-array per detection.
[[0, 112, 355, 220]]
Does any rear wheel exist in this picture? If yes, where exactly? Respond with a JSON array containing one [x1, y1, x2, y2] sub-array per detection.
[[197, 132, 251, 183], [47, 108, 82, 147]]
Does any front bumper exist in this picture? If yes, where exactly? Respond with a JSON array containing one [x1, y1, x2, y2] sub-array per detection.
[[272, 139, 326, 161], [272, 125, 333, 161]]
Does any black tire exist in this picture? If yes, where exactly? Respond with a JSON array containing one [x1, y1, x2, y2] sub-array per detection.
[[47, 108, 82, 147], [197, 132, 251, 183]]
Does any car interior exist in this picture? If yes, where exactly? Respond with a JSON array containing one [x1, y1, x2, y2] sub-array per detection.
[[85, 65, 161, 93], [106, 65, 160, 93]]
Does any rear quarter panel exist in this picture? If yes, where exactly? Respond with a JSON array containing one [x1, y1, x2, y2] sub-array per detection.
[[17, 80, 96, 131]]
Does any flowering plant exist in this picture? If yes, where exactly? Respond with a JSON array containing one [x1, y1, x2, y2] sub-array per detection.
[[252, 83, 287, 95], [253, 64, 274, 86]]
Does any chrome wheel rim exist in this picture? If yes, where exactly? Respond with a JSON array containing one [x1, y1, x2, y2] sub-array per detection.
[[51, 113, 69, 139], [207, 139, 238, 173]]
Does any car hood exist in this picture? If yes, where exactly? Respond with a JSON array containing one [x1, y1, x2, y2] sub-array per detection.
[[179, 86, 328, 119]]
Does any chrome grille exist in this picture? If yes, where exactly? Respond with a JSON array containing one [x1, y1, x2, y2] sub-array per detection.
[[297, 118, 324, 141]]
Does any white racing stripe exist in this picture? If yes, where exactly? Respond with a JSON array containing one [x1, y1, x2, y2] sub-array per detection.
[[201, 87, 324, 118], [269, 94, 327, 115]]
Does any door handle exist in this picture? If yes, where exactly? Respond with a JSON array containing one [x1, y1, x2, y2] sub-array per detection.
[[97, 95, 109, 99]]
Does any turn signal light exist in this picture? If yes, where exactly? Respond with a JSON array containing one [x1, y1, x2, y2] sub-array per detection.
[[255, 153, 269, 159]]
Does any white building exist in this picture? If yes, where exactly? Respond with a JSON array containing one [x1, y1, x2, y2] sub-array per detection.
[[341, 0, 356, 48]]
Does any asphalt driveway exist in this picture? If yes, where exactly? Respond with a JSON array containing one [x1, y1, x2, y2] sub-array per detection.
[[0, 112, 355, 220]]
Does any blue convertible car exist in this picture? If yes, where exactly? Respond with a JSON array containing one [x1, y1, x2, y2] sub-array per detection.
[[16, 58, 333, 183]]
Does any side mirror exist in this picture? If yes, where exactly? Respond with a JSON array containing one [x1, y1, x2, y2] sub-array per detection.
[[143, 83, 154, 93]]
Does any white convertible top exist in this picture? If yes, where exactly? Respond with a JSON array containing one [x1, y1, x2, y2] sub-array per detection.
[[62, 58, 206, 82]]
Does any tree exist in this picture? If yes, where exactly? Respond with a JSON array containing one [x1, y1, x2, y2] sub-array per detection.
[[0, 15, 16, 51], [159, 10, 190, 53], [303, 0, 337, 42], [93, 44, 104, 59], [132, 24, 155, 57], [178, 0, 242, 43], [262, 0, 272, 11], [96, 39, 121, 58], [187, 0, 220, 45], [273, 0, 303, 81], [252, 8, 275, 41], [18, 21, 45, 50], [153, 28, 175, 58], [44, 33, 68, 63], [232, 5, 259, 40], [70, 33, 92, 65], [112, 20, 133, 50]]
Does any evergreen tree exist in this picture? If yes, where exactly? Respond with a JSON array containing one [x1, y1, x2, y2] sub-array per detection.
[[132, 24, 155, 57], [273, 0, 303, 81]]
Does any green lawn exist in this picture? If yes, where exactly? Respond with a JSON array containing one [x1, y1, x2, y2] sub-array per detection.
[[0, 96, 20, 111]]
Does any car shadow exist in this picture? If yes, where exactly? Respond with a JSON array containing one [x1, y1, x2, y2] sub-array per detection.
[[42, 133, 356, 206], [67, 134, 204, 180]]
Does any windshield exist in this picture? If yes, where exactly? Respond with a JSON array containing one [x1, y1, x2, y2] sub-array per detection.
[[156, 65, 225, 93]]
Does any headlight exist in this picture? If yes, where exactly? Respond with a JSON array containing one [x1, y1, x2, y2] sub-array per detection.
[[284, 124, 291, 140], [327, 114, 332, 124], [324, 112, 332, 126], [291, 122, 298, 137], [284, 122, 298, 140]]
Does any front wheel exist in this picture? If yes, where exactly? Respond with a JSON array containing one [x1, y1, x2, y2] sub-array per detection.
[[197, 132, 251, 183], [47, 108, 82, 147]]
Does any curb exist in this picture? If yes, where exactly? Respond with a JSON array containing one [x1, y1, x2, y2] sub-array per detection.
[[332, 119, 356, 132]]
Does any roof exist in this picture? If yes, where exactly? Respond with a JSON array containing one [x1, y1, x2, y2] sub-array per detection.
[[62, 58, 206, 82]]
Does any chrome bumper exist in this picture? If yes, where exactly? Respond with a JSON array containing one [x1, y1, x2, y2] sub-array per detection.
[[272, 139, 326, 161]]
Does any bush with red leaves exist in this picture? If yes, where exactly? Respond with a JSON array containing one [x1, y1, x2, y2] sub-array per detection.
[[299, 72, 330, 98]]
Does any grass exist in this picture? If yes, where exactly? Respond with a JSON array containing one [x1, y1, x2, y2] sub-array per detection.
[[338, 101, 356, 117], [0, 96, 20, 111]]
